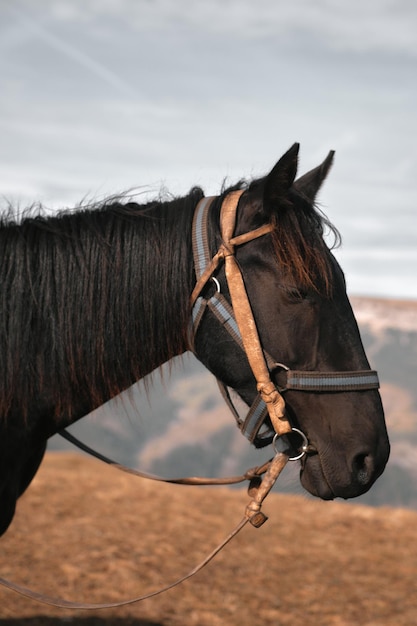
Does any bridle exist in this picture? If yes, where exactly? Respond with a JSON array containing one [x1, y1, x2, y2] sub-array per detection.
[[190, 190, 380, 447], [0, 189, 381, 610]]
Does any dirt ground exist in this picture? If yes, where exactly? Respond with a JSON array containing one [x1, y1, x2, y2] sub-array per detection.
[[0, 452, 416, 626]]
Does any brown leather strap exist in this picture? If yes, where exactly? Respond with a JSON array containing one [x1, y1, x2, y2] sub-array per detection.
[[190, 196, 274, 307], [190, 248, 224, 306], [220, 192, 291, 436], [230, 223, 274, 247], [59, 429, 271, 486]]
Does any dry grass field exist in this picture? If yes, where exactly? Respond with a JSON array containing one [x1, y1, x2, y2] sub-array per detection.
[[0, 453, 416, 626]]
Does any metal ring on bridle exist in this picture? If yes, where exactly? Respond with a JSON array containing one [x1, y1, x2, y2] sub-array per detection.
[[273, 427, 309, 461], [211, 276, 221, 293]]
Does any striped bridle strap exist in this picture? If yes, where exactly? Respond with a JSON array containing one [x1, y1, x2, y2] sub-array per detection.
[[190, 192, 380, 446], [284, 369, 379, 391]]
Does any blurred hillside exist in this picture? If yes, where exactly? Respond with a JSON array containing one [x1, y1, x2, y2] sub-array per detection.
[[50, 297, 417, 509], [1, 453, 416, 625]]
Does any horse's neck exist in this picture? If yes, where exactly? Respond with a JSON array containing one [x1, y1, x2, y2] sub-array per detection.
[[0, 194, 200, 426], [131, 202, 197, 364], [73, 199, 197, 392]]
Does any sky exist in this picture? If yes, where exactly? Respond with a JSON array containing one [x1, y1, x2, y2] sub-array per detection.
[[1, 0, 416, 299]]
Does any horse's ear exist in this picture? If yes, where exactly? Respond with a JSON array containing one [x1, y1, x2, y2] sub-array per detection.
[[293, 150, 335, 202], [263, 143, 299, 211]]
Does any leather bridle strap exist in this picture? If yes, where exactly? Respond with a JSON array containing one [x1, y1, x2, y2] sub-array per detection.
[[59, 428, 272, 486], [219, 191, 291, 436], [190, 195, 274, 305], [191, 192, 291, 442], [191, 193, 283, 444], [192, 289, 275, 445]]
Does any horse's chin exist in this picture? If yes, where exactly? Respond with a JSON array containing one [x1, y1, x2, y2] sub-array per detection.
[[299, 455, 335, 501]]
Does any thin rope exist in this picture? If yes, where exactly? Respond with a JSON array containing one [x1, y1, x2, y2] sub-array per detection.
[[0, 452, 289, 609], [0, 518, 249, 610]]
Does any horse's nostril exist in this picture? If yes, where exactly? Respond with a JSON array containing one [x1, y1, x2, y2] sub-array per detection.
[[352, 453, 374, 485]]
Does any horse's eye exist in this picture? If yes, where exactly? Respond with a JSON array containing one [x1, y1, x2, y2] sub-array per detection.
[[285, 287, 309, 302]]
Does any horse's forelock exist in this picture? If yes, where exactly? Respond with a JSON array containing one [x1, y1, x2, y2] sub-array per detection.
[[269, 191, 341, 296]]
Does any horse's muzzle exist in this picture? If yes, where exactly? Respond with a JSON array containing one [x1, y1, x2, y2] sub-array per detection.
[[299, 436, 390, 500]]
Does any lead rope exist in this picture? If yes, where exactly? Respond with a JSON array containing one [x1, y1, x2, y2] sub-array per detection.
[[58, 429, 273, 486], [0, 451, 289, 610]]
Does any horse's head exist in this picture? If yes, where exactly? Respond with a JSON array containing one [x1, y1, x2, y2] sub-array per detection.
[[193, 143, 390, 500]]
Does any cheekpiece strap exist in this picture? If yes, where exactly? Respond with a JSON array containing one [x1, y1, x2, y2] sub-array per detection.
[[191, 195, 275, 445]]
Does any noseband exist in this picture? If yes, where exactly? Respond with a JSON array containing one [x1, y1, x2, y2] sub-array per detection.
[[191, 190, 380, 447]]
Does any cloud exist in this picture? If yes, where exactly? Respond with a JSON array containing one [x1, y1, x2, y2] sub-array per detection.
[[18, 0, 417, 57], [1, 0, 416, 299], [4, 4, 138, 98]]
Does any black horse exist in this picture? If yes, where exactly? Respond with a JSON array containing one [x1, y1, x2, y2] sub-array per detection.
[[0, 144, 389, 536]]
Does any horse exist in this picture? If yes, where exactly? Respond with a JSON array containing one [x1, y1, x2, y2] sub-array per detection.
[[0, 143, 390, 536]]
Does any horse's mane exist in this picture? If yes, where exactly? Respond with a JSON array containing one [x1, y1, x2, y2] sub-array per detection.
[[0, 187, 204, 421]]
